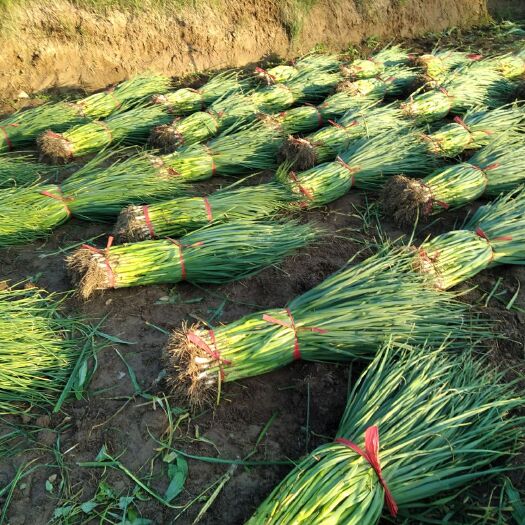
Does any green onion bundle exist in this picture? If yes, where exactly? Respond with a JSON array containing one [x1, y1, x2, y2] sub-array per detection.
[[415, 186, 525, 289], [281, 102, 411, 170], [156, 123, 284, 182], [0, 151, 186, 246], [417, 50, 482, 82], [253, 53, 341, 84], [380, 65, 420, 97], [270, 65, 419, 143], [401, 61, 518, 123], [0, 154, 55, 187], [247, 344, 522, 524], [115, 182, 293, 242], [0, 284, 90, 414], [68, 220, 318, 299], [152, 71, 247, 116], [38, 104, 173, 164], [149, 69, 341, 152], [0, 183, 71, 246], [422, 103, 525, 157], [342, 45, 410, 80], [164, 247, 488, 405], [490, 51, 525, 79], [276, 130, 439, 208], [76, 74, 172, 119], [0, 75, 171, 153], [383, 133, 525, 225]]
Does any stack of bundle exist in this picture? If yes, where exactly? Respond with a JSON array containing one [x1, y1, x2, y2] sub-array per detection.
[[150, 59, 420, 154], [276, 130, 440, 208], [415, 186, 525, 289], [115, 183, 293, 242], [383, 131, 525, 225], [151, 71, 248, 116], [0, 285, 91, 413], [149, 68, 342, 152], [341, 46, 411, 79], [0, 121, 287, 246], [280, 102, 411, 170], [283, 78, 520, 170], [38, 104, 173, 164], [416, 49, 483, 82], [247, 344, 522, 524], [421, 103, 525, 157], [265, 65, 419, 143], [115, 113, 422, 241], [0, 151, 186, 246], [0, 75, 171, 152], [67, 220, 319, 299], [401, 57, 518, 123], [253, 53, 342, 85], [164, 247, 488, 405]]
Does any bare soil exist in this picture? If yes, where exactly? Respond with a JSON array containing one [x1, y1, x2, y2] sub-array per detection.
[[0, 0, 488, 105], [0, 17, 524, 525], [0, 183, 523, 524]]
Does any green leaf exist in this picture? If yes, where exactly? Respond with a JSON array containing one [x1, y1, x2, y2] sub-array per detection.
[[164, 457, 188, 502], [80, 500, 98, 513], [119, 496, 134, 510], [45, 480, 53, 493], [95, 445, 109, 461], [96, 330, 136, 345], [76, 359, 89, 389], [505, 478, 525, 524], [128, 519, 152, 525], [97, 480, 116, 499], [53, 505, 73, 518], [163, 451, 177, 464]]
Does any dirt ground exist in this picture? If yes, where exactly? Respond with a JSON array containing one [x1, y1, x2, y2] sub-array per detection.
[[0, 0, 488, 104], [1, 22, 525, 525]]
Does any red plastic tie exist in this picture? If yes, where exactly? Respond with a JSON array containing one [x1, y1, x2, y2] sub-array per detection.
[[142, 205, 156, 238], [187, 330, 231, 381], [476, 227, 512, 243], [96, 121, 113, 142], [336, 426, 398, 517], [336, 156, 359, 188], [81, 236, 116, 288], [255, 66, 277, 84], [438, 86, 453, 98], [288, 171, 314, 206], [105, 86, 122, 109], [453, 116, 470, 132], [203, 197, 213, 222], [0, 123, 19, 151], [329, 119, 359, 130], [206, 111, 221, 128], [186, 88, 205, 110], [40, 187, 72, 217], [203, 145, 216, 176], [467, 53, 483, 61], [481, 162, 500, 172], [471, 163, 500, 185], [168, 238, 204, 280], [262, 307, 327, 360], [475, 227, 512, 262], [304, 102, 324, 127]]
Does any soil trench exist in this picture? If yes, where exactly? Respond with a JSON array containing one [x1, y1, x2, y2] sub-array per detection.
[[0, 0, 487, 101]]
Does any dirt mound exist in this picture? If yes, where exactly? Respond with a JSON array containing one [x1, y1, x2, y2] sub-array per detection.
[[0, 0, 488, 102]]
